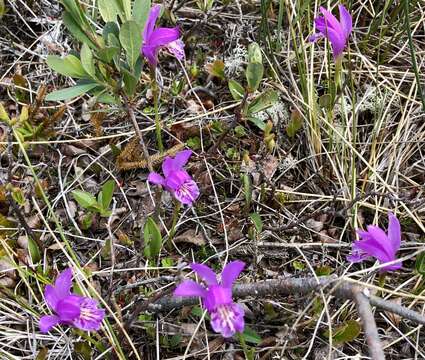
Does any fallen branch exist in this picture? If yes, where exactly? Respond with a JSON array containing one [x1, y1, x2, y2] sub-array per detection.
[[136, 275, 425, 360]]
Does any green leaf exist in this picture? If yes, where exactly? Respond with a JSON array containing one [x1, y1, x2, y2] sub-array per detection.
[[46, 83, 98, 101], [103, 22, 120, 43], [206, 60, 225, 80], [81, 213, 93, 230], [11, 187, 25, 206], [120, 0, 132, 19], [324, 320, 361, 345], [292, 260, 305, 271], [74, 341, 92, 360], [249, 212, 263, 233], [97, 46, 119, 64], [108, 33, 122, 68], [119, 20, 142, 68], [315, 265, 333, 276], [247, 42, 262, 64], [242, 173, 252, 209], [46, 55, 88, 78], [143, 217, 163, 259], [96, 92, 120, 104], [133, 0, 151, 29], [35, 348, 48, 360], [98, 0, 119, 22], [0, 0, 5, 19], [61, 0, 86, 25], [247, 116, 266, 130], [416, 252, 425, 276], [121, 67, 138, 96], [286, 108, 303, 138], [318, 93, 332, 108], [241, 326, 262, 345], [228, 79, 245, 101], [247, 90, 278, 114], [80, 43, 96, 78], [99, 180, 115, 211], [63, 12, 97, 49], [245, 62, 264, 93], [72, 190, 97, 209], [28, 237, 41, 263]]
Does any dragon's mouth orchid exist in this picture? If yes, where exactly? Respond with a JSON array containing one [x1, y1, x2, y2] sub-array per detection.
[[347, 213, 402, 272], [141, 4, 185, 67], [174, 261, 245, 338], [310, 4, 352, 59], [39, 268, 105, 333], [148, 150, 200, 206]]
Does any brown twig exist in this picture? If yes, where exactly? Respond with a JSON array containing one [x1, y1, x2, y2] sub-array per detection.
[[352, 288, 386, 360], [121, 93, 153, 173], [131, 275, 425, 359]]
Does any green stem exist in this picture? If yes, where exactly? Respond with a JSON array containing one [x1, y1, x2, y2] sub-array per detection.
[[151, 68, 164, 153], [168, 201, 181, 244], [237, 332, 253, 360]]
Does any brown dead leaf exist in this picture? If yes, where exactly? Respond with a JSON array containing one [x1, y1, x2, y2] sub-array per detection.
[[305, 219, 324, 232], [174, 229, 206, 246], [261, 155, 278, 180], [384, 298, 402, 326], [170, 122, 200, 140]]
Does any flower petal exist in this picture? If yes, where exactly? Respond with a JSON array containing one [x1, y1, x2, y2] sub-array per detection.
[[220, 261, 245, 288], [56, 295, 83, 322], [44, 285, 60, 311], [148, 172, 165, 186], [173, 280, 207, 297], [191, 263, 218, 285], [142, 44, 159, 66], [171, 150, 192, 170], [210, 303, 245, 338], [316, 7, 346, 58], [365, 225, 394, 258], [347, 244, 370, 263], [319, 6, 343, 34], [72, 297, 105, 331], [164, 170, 191, 192], [387, 213, 401, 254], [54, 268, 73, 299], [309, 32, 324, 43], [162, 156, 174, 177], [143, 4, 161, 41], [338, 4, 352, 40], [162, 150, 192, 177], [354, 238, 392, 264], [148, 27, 180, 48], [39, 315, 60, 333], [173, 177, 199, 206], [166, 39, 185, 60]]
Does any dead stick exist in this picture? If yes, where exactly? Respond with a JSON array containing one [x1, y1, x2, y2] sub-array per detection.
[[144, 276, 425, 327], [352, 288, 386, 360], [121, 94, 153, 173]]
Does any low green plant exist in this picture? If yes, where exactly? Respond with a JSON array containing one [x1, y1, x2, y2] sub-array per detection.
[[45, 0, 152, 102], [72, 180, 116, 228]]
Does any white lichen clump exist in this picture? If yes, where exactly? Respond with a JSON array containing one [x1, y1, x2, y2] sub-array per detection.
[[255, 100, 290, 127], [224, 44, 247, 77]]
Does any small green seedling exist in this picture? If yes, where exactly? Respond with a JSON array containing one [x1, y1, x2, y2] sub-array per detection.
[[72, 180, 116, 220]]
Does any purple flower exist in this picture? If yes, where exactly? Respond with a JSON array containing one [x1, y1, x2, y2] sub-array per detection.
[[148, 150, 199, 206], [174, 261, 245, 338], [347, 213, 402, 272], [310, 4, 352, 59], [39, 268, 105, 333], [141, 4, 185, 67]]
